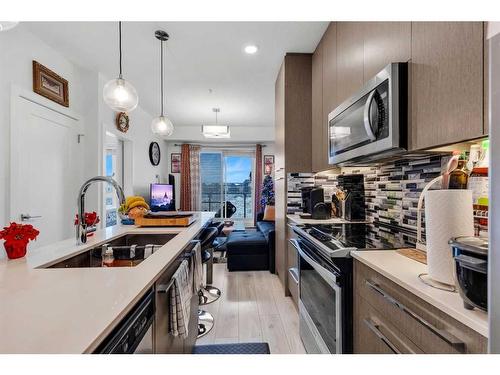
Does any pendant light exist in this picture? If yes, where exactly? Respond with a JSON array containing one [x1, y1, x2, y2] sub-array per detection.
[[103, 21, 139, 112], [151, 30, 174, 136], [202, 108, 230, 138]]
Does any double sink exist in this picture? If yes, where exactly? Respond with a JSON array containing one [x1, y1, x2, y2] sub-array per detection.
[[44, 233, 176, 269]]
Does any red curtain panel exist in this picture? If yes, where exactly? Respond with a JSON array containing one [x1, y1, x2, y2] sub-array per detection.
[[180, 144, 191, 211], [254, 144, 263, 225]]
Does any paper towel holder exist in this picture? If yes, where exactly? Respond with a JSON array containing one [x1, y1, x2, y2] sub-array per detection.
[[415, 175, 443, 251], [418, 273, 457, 292]]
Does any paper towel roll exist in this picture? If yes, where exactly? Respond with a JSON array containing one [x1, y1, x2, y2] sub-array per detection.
[[424, 190, 474, 285]]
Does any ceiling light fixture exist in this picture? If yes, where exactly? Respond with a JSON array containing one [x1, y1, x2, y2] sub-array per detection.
[[202, 108, 230, 138], [0, 22, 19, 32], [151, 30, 174, 136], [103, 21, 139, 113], [244, 44, 258, 54]]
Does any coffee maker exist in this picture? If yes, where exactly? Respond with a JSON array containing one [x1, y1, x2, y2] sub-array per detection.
[[301, 187, 331, 220], [336, 174, 365, 221]]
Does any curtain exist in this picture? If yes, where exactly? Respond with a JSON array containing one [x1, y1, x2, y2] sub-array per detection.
[[254, 144, 263, 225], [180, 144, 191, 211], [189, 145, 201, 211]]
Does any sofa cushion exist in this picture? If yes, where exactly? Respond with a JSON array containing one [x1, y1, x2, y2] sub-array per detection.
[[226, 231, 267, 255], [256, 221, 275, 240]]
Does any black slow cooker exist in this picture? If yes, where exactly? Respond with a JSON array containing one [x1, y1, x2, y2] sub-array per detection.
[[449, 236, 488, 312]]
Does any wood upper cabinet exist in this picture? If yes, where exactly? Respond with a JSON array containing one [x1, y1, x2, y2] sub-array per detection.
[[363, 22, 411, 79], [274, 54, 312, 291], [336, 22, 364, 104], [311, 39, 324, 173], [322, 23, 338, 124], [410, 22, 484, 150]]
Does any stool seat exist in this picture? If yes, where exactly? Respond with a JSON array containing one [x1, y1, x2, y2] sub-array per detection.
[[199, 227, 218, 250], [202, 249, 211, 263], [193, 342, 271, 354]]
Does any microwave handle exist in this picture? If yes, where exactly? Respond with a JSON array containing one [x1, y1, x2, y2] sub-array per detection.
[[363, 90, 377, 141]]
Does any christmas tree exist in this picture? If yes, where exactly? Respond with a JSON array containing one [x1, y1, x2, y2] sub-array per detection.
[[260, 175, 275, 208]]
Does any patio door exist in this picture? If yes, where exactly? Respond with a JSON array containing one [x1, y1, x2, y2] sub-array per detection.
[[200, 150, 255, 226]]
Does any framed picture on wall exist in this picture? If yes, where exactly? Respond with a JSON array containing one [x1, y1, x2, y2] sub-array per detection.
[[32, 61, 69, 107], [264, 155, 274, 176], [171, 153, 181, 173]]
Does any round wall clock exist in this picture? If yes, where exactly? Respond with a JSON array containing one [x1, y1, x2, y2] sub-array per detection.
[[116, 112, 129, 133], [149, 142, 161, 166]]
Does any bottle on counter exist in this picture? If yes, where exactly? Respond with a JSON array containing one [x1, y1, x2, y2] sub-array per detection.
[[448, 153, 469, 189], [469, 140, 489, 236], [102, 246, 115, 267]]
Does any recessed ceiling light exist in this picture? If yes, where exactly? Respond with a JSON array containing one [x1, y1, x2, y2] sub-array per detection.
[[244, 45, 258, 54]]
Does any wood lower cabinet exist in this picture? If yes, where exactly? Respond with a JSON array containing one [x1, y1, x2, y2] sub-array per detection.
[[410, 22, 485, 150], [353, 260, 487, 354]]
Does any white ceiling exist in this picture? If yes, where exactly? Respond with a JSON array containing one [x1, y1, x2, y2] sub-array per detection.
[[24, 21, 328, 139]]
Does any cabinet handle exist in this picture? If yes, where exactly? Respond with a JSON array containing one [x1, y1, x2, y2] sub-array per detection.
[[363, 318, 401, 354], [275, 177, 284, 181], [365, 279, 465, 352]]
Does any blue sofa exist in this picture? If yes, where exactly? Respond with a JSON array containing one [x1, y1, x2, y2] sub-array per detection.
[[225, 213, 275, 273]]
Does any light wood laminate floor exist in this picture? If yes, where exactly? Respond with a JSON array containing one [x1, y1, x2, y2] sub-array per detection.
[[196, 263, 306, 354]]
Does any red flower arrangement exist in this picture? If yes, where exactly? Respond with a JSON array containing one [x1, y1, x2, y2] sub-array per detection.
[[0, 222, 40, 260], [74, 211, 100, 227]]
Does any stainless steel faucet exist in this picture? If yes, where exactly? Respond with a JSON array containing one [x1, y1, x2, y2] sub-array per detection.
[[76, 176, 125, 244]]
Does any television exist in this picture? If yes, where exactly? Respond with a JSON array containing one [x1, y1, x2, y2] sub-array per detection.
[[150, 183, 175, 211]]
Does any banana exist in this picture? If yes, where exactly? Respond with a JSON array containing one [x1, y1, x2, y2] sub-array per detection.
[[125, 196, 146, 207], [128, 200, 150, 210]]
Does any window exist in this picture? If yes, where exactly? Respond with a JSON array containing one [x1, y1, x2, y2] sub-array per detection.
[[200, 150, 255, 225]]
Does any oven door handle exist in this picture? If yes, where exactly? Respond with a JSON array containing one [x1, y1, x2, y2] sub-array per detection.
[[289, 238, 339, 288]]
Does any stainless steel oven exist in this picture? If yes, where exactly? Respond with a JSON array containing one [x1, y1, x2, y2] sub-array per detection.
[[328, 63, 407, 165], [290, 238, 342, 354]]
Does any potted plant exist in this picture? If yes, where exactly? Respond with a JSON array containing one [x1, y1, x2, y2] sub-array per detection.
[[0, 222, 40, 260]]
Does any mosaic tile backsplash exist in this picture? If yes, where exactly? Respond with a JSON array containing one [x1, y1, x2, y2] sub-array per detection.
[[287, 155, 451, 246]]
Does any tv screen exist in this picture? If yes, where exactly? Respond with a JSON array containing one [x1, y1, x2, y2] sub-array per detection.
[[150, 184, 175, 211]]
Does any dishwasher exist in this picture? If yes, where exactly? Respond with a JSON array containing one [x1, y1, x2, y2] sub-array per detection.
[[94, 288, 155, 354]]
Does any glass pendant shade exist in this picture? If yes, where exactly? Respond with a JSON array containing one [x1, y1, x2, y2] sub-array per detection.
[[151, 115, 174, 136], [103, 77, 139, 112]]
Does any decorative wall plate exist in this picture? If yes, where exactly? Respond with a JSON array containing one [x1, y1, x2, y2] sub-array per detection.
[[116, 112, 129, 133], [149, 142, 161, 166]]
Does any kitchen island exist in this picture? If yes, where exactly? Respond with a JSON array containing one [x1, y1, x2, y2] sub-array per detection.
[[0, 212, 214, 354]]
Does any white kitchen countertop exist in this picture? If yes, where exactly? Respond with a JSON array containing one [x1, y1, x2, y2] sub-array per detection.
[[0, 212, 214, 353], [351, 250, 488, 338], [287, 213, 366, 225]]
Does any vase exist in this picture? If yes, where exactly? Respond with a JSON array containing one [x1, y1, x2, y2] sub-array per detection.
[[3, 242, 28, 260]]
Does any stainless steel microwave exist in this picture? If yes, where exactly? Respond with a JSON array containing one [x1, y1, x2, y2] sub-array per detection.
[[328, 63, 408, 165]]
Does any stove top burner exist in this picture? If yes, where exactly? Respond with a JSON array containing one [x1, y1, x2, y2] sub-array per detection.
[[302, 222, 415, 251]]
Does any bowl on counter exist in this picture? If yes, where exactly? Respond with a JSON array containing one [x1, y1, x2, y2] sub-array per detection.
[[449, 236, 488, 312]]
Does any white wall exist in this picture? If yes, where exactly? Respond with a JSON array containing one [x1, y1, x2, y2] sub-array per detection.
[[0, 25, 91, 229], [99, 73, 169, 199], [0, 26, 168, 241], [488, 32, 499, 353]]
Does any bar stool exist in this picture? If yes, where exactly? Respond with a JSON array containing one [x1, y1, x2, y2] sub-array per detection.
[[198, 226, 221, 304], [197, 226, 221, 338]]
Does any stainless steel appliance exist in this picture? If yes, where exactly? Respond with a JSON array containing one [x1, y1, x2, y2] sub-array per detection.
[[328, 63, 407, 165], [95, 289, 155, 353], [450, 236, 488, 311], [292, 222, 414, 354]]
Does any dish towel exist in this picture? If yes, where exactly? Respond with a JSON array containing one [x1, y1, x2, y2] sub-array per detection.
[[169, 259, 192, 338], [192, 242, 204, 292]]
